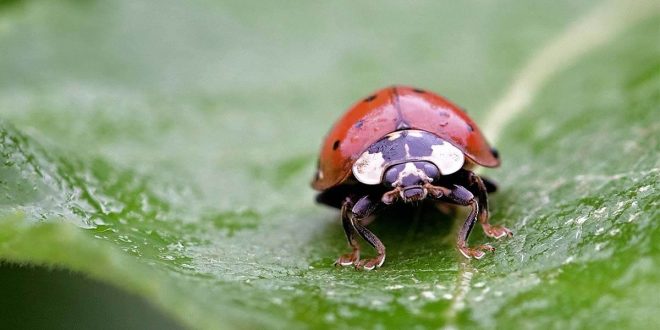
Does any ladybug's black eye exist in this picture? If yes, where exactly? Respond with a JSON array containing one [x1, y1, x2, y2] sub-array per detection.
[[423, 162, 440, 179], [383, 167, 400, 186]]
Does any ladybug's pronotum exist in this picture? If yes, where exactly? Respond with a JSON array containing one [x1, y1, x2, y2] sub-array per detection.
[[312, 86, 512, 270]]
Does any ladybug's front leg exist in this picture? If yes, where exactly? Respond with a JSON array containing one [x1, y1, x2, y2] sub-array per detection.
[[427, 184, 494, 259], [335, 197, 361, 267], [335, 195, 385, 270]]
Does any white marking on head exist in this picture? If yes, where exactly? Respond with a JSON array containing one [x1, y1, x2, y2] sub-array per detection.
[[352, 152, 386, 185], [399, 163, 421, 180], [404, 144, 411, 157], [393, 162, 431, 189], [317, 170, 324, 180], [429, 143, 465, 175]]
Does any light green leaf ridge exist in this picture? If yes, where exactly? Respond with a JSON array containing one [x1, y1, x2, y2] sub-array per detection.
[[482, 0, 660, 143]]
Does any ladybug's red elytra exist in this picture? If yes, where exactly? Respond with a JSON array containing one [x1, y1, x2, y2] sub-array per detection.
[[312, 86, 512, 270]]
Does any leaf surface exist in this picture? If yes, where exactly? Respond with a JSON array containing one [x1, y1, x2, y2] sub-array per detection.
[[0, 0, 658, 328]]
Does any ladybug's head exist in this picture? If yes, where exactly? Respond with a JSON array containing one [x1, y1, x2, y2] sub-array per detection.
[[382, 161, 440, 203], [351, 129, 467, 204]]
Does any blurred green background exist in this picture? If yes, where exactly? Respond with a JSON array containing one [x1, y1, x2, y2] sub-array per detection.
[[0, 0, 658, 329]]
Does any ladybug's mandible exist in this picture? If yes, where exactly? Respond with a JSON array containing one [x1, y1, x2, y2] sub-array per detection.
[[312, 86, 512, 270]]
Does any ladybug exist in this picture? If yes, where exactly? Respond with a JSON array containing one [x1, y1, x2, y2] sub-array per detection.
[[312, 86, 512, 270]]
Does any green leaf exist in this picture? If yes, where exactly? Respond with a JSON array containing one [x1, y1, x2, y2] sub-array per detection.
[[1, 0, 659, 328]]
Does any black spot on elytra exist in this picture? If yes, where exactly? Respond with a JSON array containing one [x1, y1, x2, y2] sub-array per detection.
[[491, 147, 499, 159], [332, 140, 340, 150], [355, 120, 364, 128], [412, 88, 426, 94], [466, 123, 474, 132], [437, 111, 450, 127], [363, 94, 377, 102]]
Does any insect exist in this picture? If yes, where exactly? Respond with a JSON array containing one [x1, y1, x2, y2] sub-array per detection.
[[312, 86, 512, 270]]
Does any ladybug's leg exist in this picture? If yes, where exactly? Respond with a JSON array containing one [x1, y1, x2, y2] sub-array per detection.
[[353, 221, 386, 271], [426, 184, 495, 259], [335, 197, 361, 267], [335, 195, 384, 269], [464, 171, 512, 239], [343, 195, 386, 270]]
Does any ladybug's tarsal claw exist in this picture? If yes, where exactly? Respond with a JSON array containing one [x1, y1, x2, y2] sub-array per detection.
[[458, 244, 494, 259], [354, 255, 385, 271], [482, 224, 513, 239], [334, 250, 360, 267]]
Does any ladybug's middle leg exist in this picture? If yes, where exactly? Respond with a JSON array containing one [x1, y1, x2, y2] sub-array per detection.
[[462, 171, 512, 239]]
